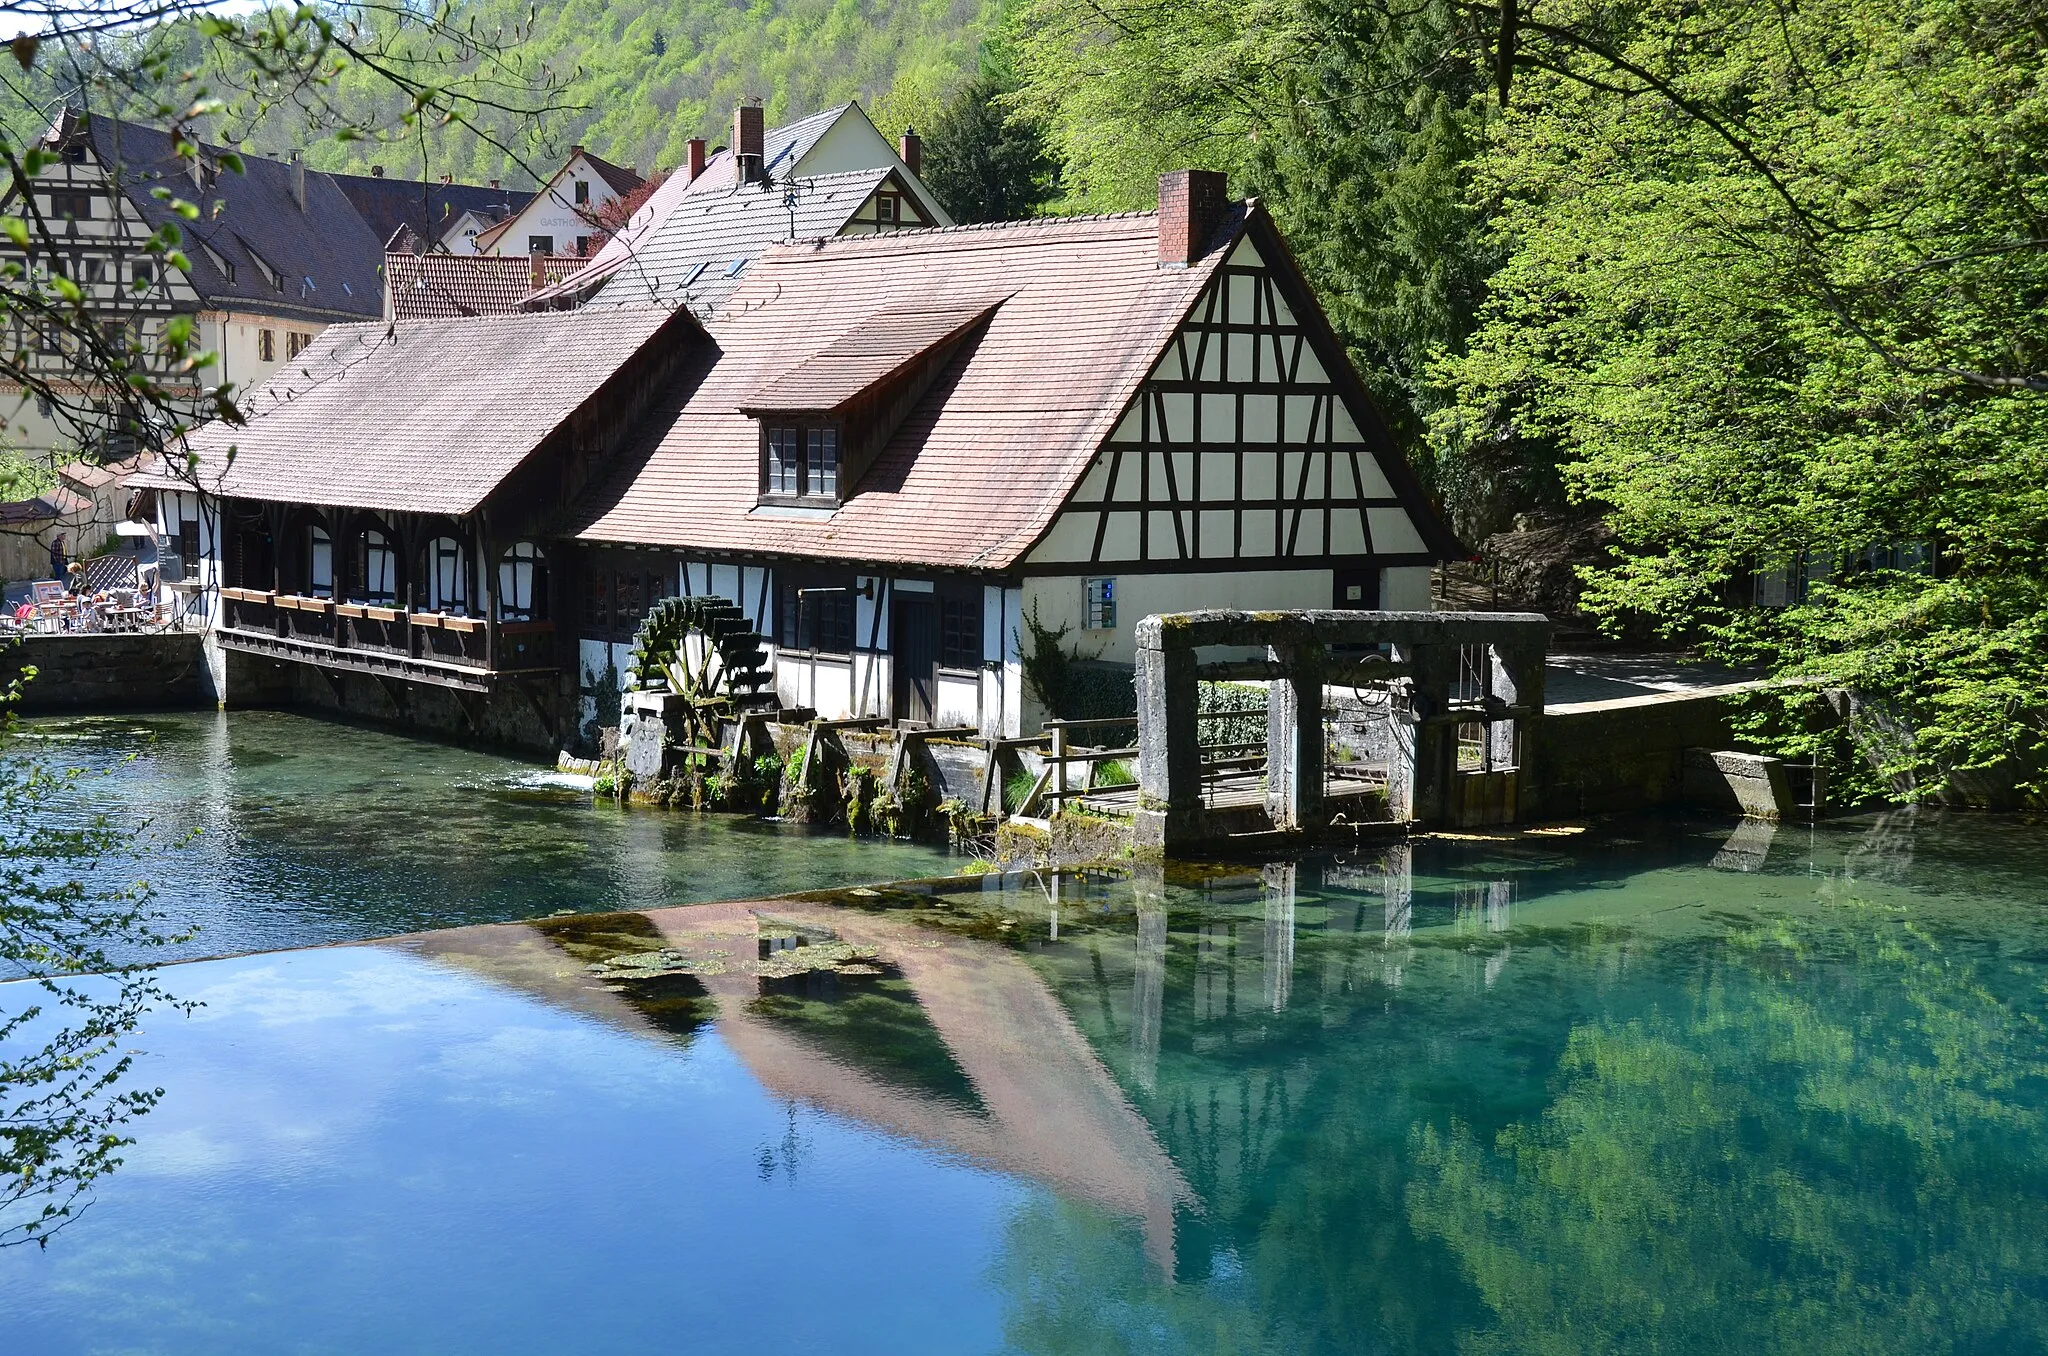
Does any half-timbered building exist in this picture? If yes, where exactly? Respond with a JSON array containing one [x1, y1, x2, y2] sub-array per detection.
[[143, 171, 1459, 751], [134, 307, 699, 740], [0, 111, 384, 455]]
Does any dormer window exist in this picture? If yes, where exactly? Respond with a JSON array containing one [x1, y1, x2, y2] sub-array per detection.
[[761, 421, 840, 504], [742, 295, 1011, 512]]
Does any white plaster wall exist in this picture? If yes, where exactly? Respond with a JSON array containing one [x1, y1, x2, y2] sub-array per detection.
[[776, 655, 853, 717], [1021, 568, 1339, 667], [1382, 566, 1435, 611], [935, 673, 980, 729], [205, 312, 328, 399], [479, 155, 625, 259]]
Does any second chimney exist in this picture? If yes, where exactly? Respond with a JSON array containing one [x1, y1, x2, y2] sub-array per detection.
[[290, 151, 307, 212], [531, 254, 547, 290], [899, 128, 922, 178], [687, 137, 707, 183], [733, 99, 764, 184], [1157, 169, 1228, 268]]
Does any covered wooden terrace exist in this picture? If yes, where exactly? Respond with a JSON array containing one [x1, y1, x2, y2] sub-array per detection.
[[214, 496, 559, 691]]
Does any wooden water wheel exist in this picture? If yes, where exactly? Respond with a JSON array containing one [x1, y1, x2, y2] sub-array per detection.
[[625, 595, 776, 753]]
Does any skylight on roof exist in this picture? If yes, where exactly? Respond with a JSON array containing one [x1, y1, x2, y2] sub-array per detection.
[[725, 258, 750, 278], [677, 261, 709, 288]]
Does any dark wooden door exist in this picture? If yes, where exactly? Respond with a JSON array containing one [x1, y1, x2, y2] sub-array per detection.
[[892, 596, 939, 724]]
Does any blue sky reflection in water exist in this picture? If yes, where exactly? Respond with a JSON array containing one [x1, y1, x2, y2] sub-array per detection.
[[5, 810, 2048, 1352], [14, 709, 959, 960]]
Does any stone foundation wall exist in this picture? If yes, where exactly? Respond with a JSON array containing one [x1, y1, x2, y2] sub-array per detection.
[[219, 646, 572, 758], [1, 632, 208, 711]]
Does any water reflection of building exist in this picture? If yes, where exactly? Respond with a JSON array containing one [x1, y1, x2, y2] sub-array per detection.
[[396, 847, 1528, 1287], [397, 897, 1191, 1276]]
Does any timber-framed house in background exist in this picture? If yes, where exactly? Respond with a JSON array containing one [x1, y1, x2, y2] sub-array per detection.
[[0, 110, 384, 456], [142, 171, 1461, 754]]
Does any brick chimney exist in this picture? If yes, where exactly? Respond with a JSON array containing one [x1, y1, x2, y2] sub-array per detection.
[[370, 164, 384, 178], [1157, 169, 1228, 268], [530, 254, 547, 289], [899, 128, 922, 178], [733, 98, 764, 184], [686, 137, 707, 183]]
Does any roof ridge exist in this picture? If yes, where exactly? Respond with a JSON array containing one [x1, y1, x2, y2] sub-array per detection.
[[831, 209, 1157, 241]]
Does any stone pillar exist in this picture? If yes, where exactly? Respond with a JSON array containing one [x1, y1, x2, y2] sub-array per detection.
[[1265, 643, 1327, 832], [1402, 641, 1461, 826], [1134, 630, 1202, 851]]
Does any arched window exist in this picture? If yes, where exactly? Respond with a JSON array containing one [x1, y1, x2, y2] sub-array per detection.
[[307, 524, 333, 598], [498, 541, 548, 621], [353, 527, 396, 605], [423, 536, 468, 614]]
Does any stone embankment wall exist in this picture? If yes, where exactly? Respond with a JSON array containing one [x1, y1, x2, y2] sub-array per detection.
[[1521, 682, 1763, 818], [218, 647, 572, 757], [0, 633, 208, 711]]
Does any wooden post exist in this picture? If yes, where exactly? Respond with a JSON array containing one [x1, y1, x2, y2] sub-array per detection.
[[1051, 723, 1069, 804]]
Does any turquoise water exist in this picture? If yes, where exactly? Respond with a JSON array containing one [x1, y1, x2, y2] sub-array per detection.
[[4, 808, 2047, 1353], [14, 710, 959, 960]]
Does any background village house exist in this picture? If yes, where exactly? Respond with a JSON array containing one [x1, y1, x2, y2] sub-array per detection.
[[0, 111, 387, 457]]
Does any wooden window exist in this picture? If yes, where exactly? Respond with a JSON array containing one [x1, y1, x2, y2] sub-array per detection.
[[939, 589, 980, 669], [765, 426, 800, 495], [576, 235, 592, 257], [421, 536, 469, 614], [258, 329, 276, 362], [307, 525, 333, 598], [527, 235, 554, 256], [131, 258, 155, 288], [83, 257, 107, 284], [807, 427, 839, 498], [352, 529, 397, 605], [286, 331, 310, 360], [573, 180, 590, 205], [760, 422, 842, 504], [581, 562, 611, 634], [48, 191, 91, 220], [777, 576, 855, 654], [498, 542, 548, 622], [876, 192, 898, 225], [1084, 577, 1116, 630]]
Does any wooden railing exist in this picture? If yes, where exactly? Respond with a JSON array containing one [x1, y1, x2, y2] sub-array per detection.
[[217, 587, 555, 674]]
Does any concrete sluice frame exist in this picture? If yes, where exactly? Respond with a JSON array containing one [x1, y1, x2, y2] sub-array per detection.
[[1133, 610, 1551, 851]]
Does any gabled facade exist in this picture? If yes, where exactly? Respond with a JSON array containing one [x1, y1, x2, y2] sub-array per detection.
[[568, 173, 1459, 736], [470, 147, 644, 260], [527, 100, 949, 314], [0, 112, 385, 454]]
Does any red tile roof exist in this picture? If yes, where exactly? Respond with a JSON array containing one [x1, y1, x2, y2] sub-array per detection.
[[740, 296, 1006, 413], [385, 252, 587, 319], [135, 307, 695, 516], [570, 211, 1236, 570]]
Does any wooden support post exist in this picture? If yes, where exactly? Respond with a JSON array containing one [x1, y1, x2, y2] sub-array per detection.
[[1051, 723, 1069, 805]]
